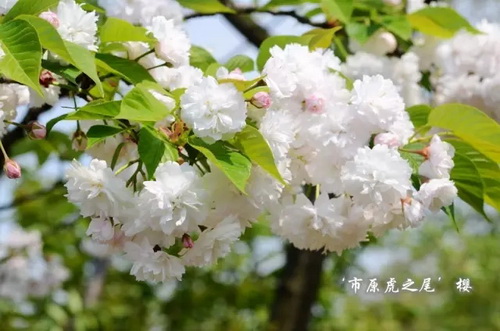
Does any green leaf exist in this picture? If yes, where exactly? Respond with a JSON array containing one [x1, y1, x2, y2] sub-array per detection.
[[442, 204, 459, 232], [264, 0, 320, 9], [190, 46, 217, 71], [243, 86, 270, 99], [225, 55, 254, 72], [0, 20, 43, 94], [218, 76, 262, 92], [118, 84, 172, 122], [4, 0, 59, 21], [177, 0, 235, 14], [303, 27, 342, 50], [451, 151, 490, 221], [46, 114, 69, 135], [234, 125, 285, 184], [67, 100, 121, 120], [381, 15, 412, 40], [95, 53, 155, 85], [407, 104, 431, 129], [86, 125, 125, 148], [189, 136, 252, 193], [65, 41, 104, 97], [448, 139, 500, 212], [428, 104, 500, 163], [345, 22, 381, 43], [321, 0, 354, 23], [257, 35, 308, 71], [100, 17, 155, 44], [400, 142, 425, 173], [138, 127, 166, 179], [407, 7, 480, 38], [15, 16, 103, 96], [42, 59, 81, 84]]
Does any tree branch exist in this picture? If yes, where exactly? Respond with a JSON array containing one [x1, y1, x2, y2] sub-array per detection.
[[185, 8, 332, 29]]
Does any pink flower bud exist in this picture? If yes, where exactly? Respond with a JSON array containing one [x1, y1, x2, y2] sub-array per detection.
[[227, 68, 246, 81], [39, 11, 60, 28], [182, 234, 194, 249], [27, 121, 46, 140], [39, 70, 56, 88], [251, 91, 272, 109], [304, 95, 325, 113], [374, 133, 401, 148], [4, 159, 21, 179]]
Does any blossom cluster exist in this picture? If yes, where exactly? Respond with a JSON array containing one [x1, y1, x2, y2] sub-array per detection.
[[65, 39, 458, 282], [0, 224, 68, 302], [0, 0, 468, 285]]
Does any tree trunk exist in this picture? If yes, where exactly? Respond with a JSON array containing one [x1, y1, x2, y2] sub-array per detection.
[[269, 246, 326, 331]]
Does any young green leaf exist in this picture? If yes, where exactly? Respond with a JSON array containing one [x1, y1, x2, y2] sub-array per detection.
[[225, 55, 254, 72], [100, 17, 155, 44], [138, 127, 167, 179], [3, 0, 59, 21], [177, 0, 235, 14], [408, 7, 480, 38], [190, 46, 217, 71], [86, 125, 125, 148], [303, 27, 342, 50], [234, 125, 285, 185], [428, 104, 500, 162], [407, 104, 431, 129], [188, 137, 252, 193], [95, 53, 155, 85], [321, 0, 354, 23], [380, 15, 412, 41], [117, 85, 172, 122], [67, 100, 121, 120], [0, 20, 43, 95]]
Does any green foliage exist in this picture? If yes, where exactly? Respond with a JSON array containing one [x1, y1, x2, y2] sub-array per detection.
[[188, 136, 252, 193], [190, 46, 217, 71], [177, 0, 235, 14], [3, 0, 59, 21], [233, 125, 285, 185], [321, 0, 354, 23], [264, 0, 320, 9], [428, 104, 500, 163], [95, 53, 155, 85], [407, 7, 481, 38], [380, 15, 412, 40], [257, 35, 308, 71], [67, 100, 121, 120], [0, 19, 43, 94], [346, 21, 381, 43], [225, 55, 254, 72], [99, 17, 155, 44], [117, 84, 172, 122], [448, 140, 500, 212], [303, 27, 342, 50], [138, 127, 178, 179], [86, 125, 126, 148], [407, 104, 431, 129]]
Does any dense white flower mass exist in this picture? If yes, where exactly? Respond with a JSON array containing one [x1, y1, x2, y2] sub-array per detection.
[[180, 76, 247, 142], [148, 16, 190, 67], [60, 31, 461, 282], [56, 0, 98, 51]]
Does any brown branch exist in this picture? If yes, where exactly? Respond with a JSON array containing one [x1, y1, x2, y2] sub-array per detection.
[[185, 8, 332, 29]]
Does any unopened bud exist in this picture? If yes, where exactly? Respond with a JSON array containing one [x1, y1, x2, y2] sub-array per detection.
[[373, 31, 398, 55], [251, 91, 272, 109], [72, 129, 87, 151], [4, 159, 21, 179], [182, 234, 194, 249], [27, 121, 46, 140], [304, 95, 325, 113], [227, 68, 246, 81], [39, 11, 60, 28], [39, 70, 56, 88]]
